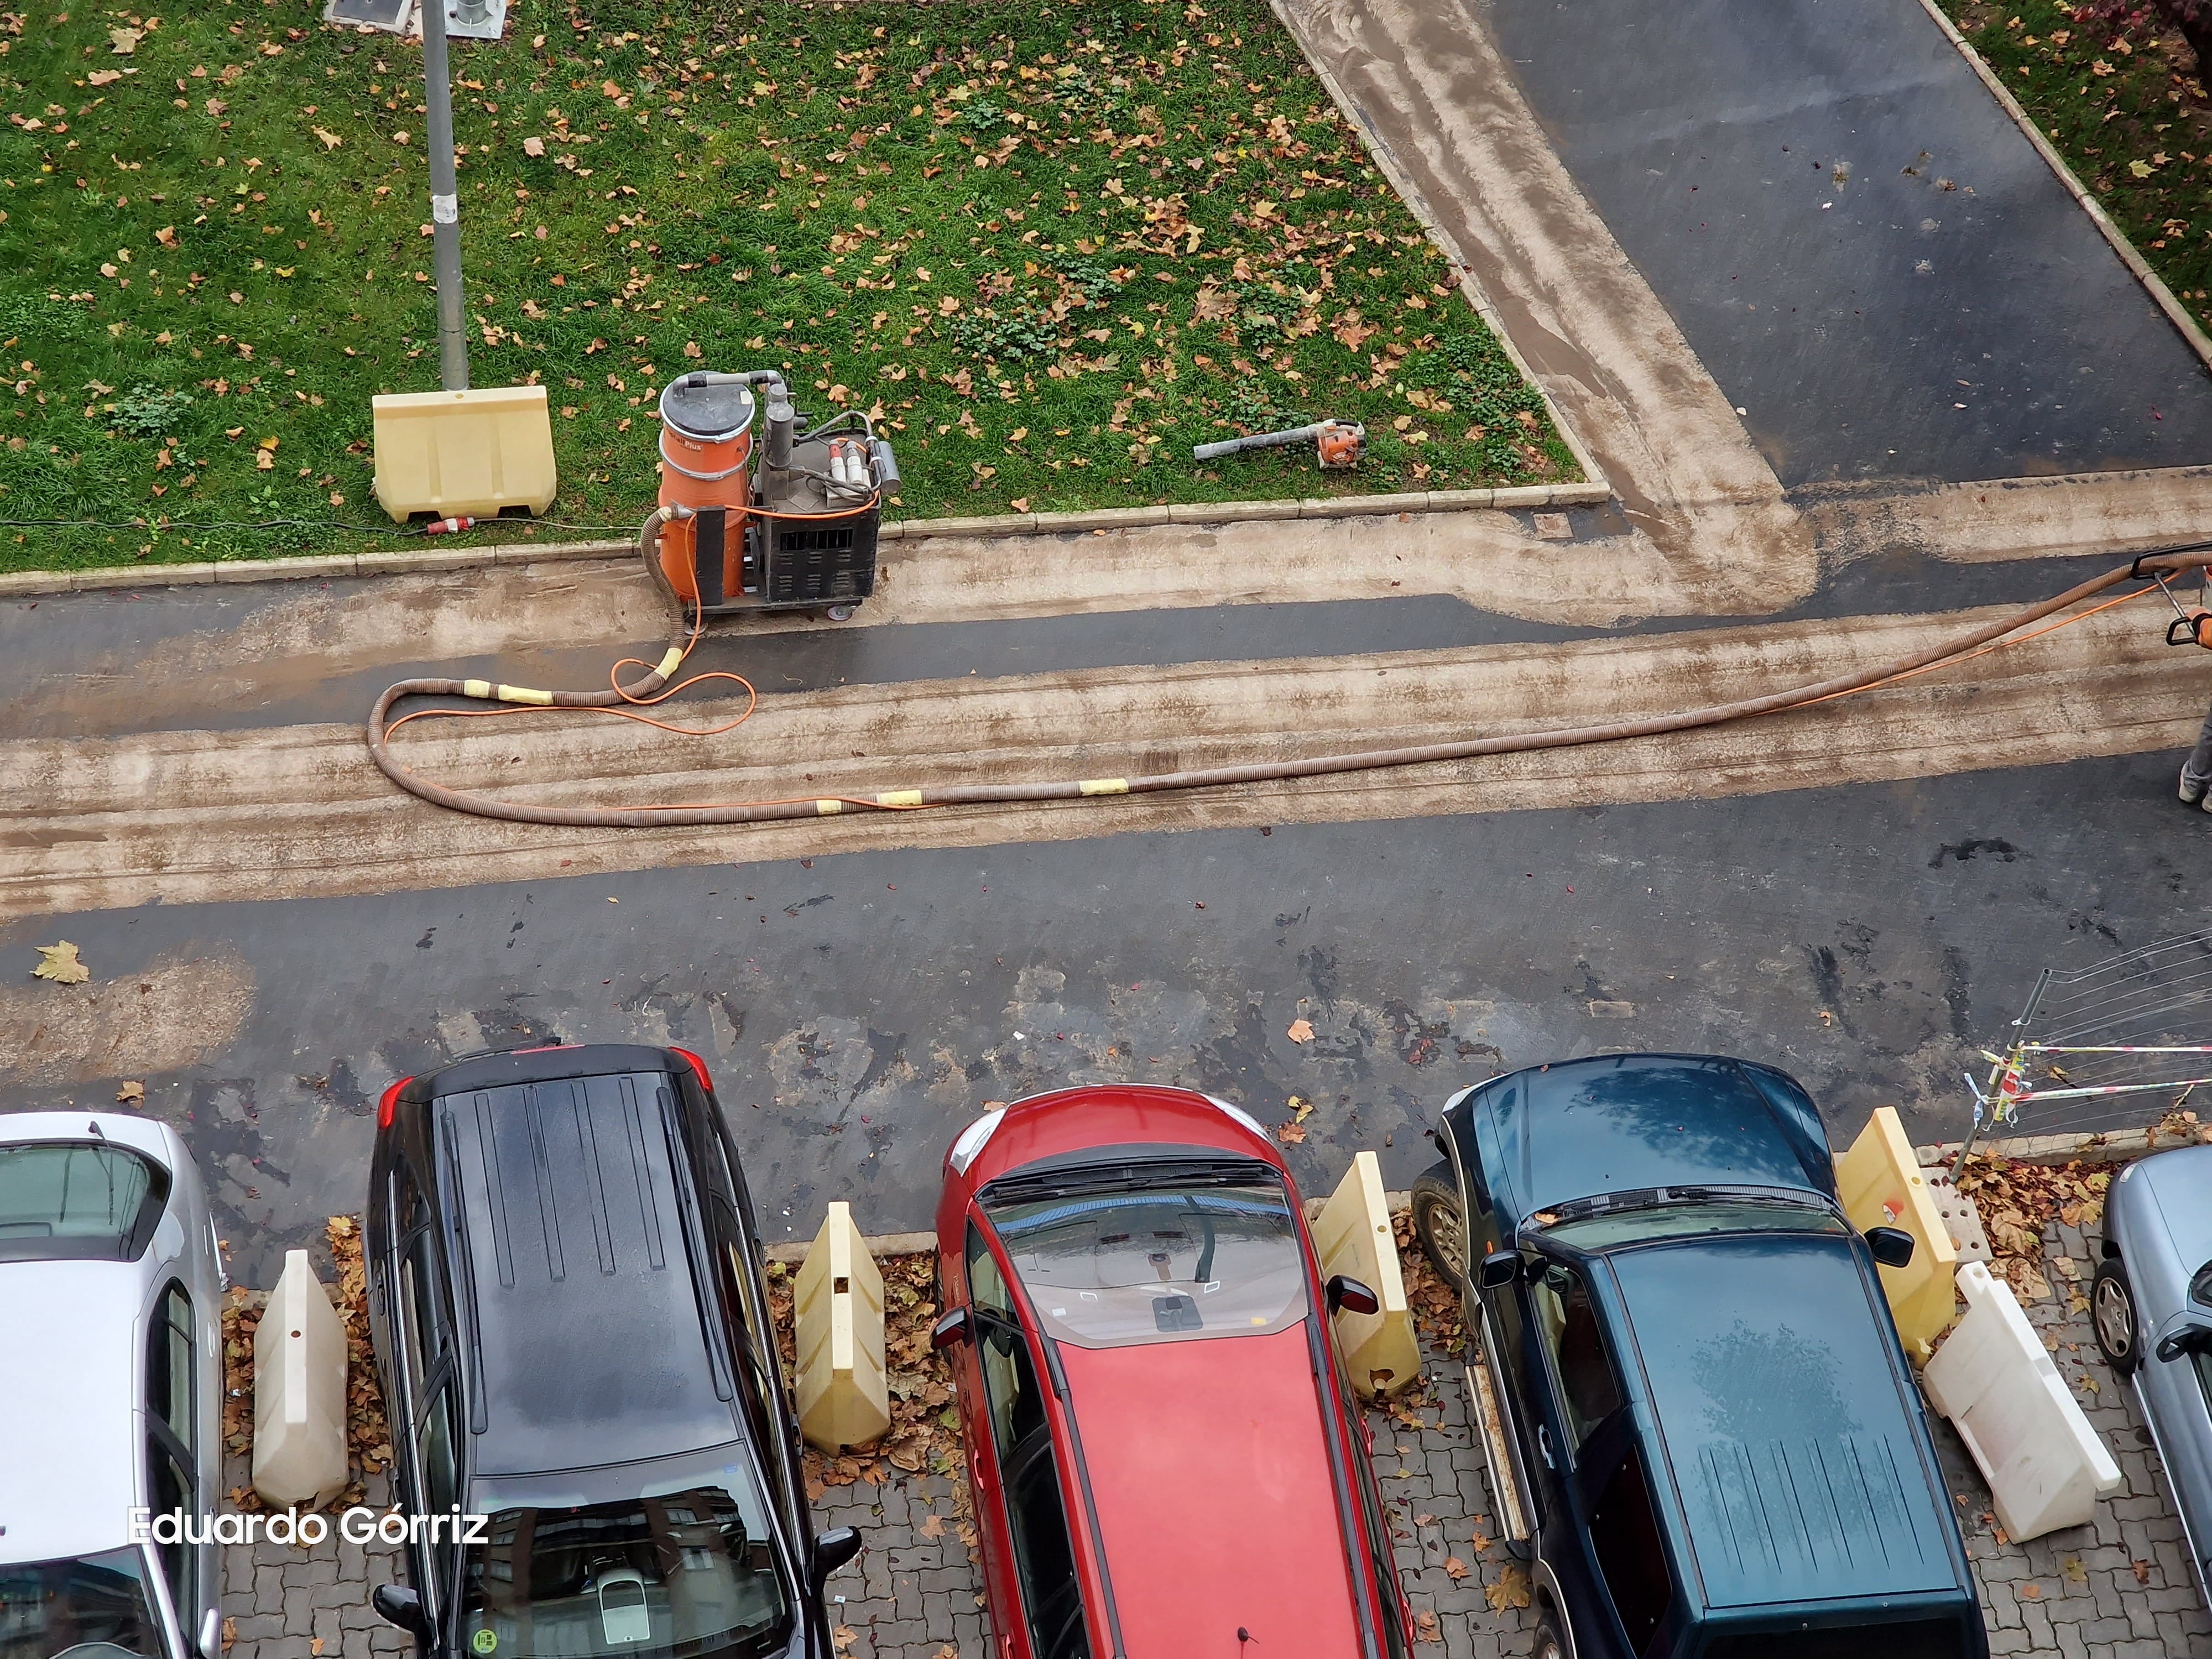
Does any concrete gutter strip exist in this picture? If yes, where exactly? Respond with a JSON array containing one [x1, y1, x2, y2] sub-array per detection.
[[1914, 1123, 2212, 1170], [762, 1190, 1416, 1262], [0, 483, 1611, 599], [1917, 0, 2212, 374], [1267, 0, 1614, 498]]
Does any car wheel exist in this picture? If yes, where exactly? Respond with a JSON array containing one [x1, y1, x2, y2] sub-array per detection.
[[1531, 1607, 1566, 1659], [1411, 1160, 1468, 1292], [2094, 1256, 2141, 1376]]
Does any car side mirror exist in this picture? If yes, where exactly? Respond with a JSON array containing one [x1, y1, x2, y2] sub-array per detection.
[[1478, 1250, 1521, 1290], [2156, 1325, 2211, 1364], [930, 1307, 972, 1350], [371, 1585, 430, 1640], [1865, 1226, 1916, 1270], [1326, 1274, 1380, 1317], [809, 1526, 862, 1590], [197, 1608, 221, 1659]]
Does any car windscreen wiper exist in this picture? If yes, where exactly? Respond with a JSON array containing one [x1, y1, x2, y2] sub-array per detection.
[[1535, 1184, 1835, 1225], [979, 1154, 1279, 1208]]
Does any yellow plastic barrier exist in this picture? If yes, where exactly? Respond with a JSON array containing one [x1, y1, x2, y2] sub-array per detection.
[[794, 1201, 891, 1453], [1834, 1106, 1960, 1363], [1312, 1151, 1421, 1399], [371, 384, 558, 521], [252, 1250, 349, 1508]]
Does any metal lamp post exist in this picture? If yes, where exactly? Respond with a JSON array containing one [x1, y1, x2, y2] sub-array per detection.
[[420, 0, 469, 391]]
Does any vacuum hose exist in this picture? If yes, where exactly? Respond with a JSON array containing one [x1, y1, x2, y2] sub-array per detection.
[[365, 547, 2212, 827]]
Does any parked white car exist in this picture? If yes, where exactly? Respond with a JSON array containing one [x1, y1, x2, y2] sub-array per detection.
[[0, 1112, 226, 1659]]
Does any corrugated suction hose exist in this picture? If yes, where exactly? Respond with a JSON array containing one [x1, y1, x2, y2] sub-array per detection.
[[365, 546, 2212, 827]]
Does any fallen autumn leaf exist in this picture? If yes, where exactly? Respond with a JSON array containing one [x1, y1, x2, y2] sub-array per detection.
[[33, 942, 91, 984]]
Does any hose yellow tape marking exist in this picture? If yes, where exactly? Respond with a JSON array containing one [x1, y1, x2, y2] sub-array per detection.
[[1079, 778, 1130, 796], [876, 789, 925, 808], [656, 646, 684, 679], [816, 799, 843, 816], [497, 684, 555, 706], [462, 679, 493, 700]]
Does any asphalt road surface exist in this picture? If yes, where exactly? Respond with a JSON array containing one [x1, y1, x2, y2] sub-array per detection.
[[6, 745, 2205, 1286], [1486, 0, 2212, 485]]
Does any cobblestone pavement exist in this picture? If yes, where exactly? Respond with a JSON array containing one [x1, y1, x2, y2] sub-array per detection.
[[217, 1466, 409, 1659], [218, 1220, 2210, 1659]]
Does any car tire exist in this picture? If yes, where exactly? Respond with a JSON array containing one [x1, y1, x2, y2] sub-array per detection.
[[2093, 1255, 2141, 1376], [1411, 1159, 1468, 1292], [1531, 1607, 1567, 1659]]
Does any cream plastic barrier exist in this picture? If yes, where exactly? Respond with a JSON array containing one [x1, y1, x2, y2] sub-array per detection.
[[252, 1249, 349, 1508], [1312, 1150, 1421, 1399], [794, 1201, 891, 1453], [372, 384, 557, 520], [1834, 1106, 1960, 1362], [1923, 1261, 2122, 1541]]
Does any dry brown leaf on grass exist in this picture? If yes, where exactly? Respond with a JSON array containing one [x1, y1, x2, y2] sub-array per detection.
[[523, 135, 545, 156], [88, 68, 123, 85], [109, 26, 142, 53], [33, 942, 90, 984]]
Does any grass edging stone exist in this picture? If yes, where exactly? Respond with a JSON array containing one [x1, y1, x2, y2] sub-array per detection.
[[0, 482, 1610, 598]]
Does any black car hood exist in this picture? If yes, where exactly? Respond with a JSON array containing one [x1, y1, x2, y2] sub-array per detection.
[[1481, 1055, 1833, 1225]]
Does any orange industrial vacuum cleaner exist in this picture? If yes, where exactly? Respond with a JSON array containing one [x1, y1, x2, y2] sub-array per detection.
[[648, 369, 899, 622]]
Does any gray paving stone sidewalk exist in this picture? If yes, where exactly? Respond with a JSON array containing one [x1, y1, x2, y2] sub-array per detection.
[[216, 1466, 410, 1659], [218, 1221, 2209, 1659]]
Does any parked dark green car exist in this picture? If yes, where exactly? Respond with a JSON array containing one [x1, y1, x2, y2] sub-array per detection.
[[1412, 1053, 1988, 1659]]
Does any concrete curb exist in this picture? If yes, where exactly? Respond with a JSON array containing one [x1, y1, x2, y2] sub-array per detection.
[[1267, 0, 1614, 498], [762, 1190, 1415, 1262], [1917, 0, 2212, 374], [1913, 1123, 2212, 1170], [0, 482, 1613, 600]]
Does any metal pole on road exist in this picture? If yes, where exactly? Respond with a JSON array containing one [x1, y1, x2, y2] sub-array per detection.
[[420, 0, 469, 391]]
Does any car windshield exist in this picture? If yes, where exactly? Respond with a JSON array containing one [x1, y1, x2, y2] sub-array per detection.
[[0, 1145, 166, 1263], [0, 1546, 167, 1659], [985, 1181, 1310, 1348], [460, 1474, 792, 1659], [1540, 1196, 1847, 1251]]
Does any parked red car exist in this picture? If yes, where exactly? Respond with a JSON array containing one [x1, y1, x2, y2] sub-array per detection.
[[931, 1084, 1415, 1659]]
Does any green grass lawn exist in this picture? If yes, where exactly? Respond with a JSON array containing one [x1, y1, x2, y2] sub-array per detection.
[[0, 0, 1574, 572], [1940, 0, 2212, 330]]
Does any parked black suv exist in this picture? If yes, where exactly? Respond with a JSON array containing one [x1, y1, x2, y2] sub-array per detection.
[[366, 1044, 859, 1659]]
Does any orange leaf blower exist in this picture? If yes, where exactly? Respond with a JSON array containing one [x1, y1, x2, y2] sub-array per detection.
[[1192, 418, 1366, 469]]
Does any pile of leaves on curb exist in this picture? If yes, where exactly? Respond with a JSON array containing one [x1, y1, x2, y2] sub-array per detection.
[[218, 1215, 390, 1512], [765, 1252, 971, 1529], [1954, 1154, 2112, 1303]]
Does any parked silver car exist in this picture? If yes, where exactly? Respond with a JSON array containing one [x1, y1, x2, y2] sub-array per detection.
[[0, 1112, 226, 1659], [2092, 1142, 2212, 1611]]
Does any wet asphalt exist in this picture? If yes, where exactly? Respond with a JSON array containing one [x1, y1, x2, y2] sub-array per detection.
[[4, 749, 2206, 1286]]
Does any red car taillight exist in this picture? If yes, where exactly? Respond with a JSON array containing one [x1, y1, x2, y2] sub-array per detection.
[[377, 1077, 414, 1130], [671, 1047, 715, 1096]]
